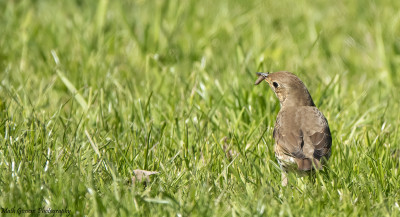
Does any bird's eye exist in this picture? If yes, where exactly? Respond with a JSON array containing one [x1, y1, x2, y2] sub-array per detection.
[[273, 82, 279, 88]]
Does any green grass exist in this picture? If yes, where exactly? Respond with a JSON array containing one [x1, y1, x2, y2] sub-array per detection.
[[1, 0, 400, 216]]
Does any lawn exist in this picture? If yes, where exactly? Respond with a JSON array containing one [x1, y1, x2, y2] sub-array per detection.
[[1, 0, 400, 216]]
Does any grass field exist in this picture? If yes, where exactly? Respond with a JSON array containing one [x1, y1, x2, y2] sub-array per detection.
[[1, 0, 400, 216]]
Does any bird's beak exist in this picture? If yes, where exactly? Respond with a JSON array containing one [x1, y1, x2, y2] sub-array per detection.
[[255, 72, 269, 85]]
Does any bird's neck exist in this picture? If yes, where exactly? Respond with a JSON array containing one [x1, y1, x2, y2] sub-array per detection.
[[281, 91, 315, 107]]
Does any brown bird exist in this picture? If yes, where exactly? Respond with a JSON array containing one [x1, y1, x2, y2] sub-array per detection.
[[255, 71, 331, 186]]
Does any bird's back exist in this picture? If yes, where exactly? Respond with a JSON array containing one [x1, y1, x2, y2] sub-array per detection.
[[273, 106, 331, 172]]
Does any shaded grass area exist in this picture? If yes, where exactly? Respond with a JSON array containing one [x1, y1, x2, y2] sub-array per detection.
[[1, 0, 400, 216]]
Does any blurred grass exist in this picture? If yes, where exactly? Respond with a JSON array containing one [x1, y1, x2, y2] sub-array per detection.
[[1, 0, 400, 216]]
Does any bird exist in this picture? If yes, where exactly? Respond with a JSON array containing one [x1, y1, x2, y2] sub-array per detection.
[[255, 71, 332, 186]]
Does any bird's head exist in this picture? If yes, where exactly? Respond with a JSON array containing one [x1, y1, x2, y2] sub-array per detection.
[[255, 71, 315, 107]]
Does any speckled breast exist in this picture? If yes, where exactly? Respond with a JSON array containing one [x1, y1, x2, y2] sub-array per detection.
[[274, 144, 298, 172]]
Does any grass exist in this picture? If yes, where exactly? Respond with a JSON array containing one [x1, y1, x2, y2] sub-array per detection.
[[1, 0, 400, 216]]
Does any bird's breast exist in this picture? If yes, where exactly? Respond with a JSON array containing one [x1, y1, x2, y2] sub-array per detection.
[[274, 144, 298, 172]]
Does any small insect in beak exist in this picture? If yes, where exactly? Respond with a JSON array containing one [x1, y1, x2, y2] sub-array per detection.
[[254, 72, 269, 85]]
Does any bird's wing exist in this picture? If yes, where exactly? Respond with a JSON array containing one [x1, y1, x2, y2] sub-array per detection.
[[301, 107, 332, 161], [273, 107, 331, 170]]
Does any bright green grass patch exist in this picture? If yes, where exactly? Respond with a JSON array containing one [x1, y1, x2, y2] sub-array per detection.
[[1, 0, 400, 216]]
